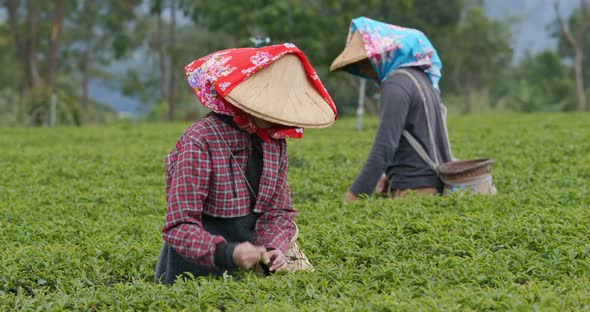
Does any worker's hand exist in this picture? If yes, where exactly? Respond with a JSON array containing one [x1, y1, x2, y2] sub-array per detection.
[[343, 191, 360, 202], [375, 174, 389, 196], [265, 249, 288, 272], [232, 242, 266, 270]]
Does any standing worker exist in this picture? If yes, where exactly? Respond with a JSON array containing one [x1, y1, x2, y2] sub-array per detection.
[[331, 17, 452, 201]]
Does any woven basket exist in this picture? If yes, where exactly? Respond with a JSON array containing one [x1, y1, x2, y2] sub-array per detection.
[[438, 158, 493, 183]]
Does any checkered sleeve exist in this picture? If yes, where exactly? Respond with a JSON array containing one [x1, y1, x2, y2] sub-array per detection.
[[253, 142, 296, 252], [162, 139, 226, 267]]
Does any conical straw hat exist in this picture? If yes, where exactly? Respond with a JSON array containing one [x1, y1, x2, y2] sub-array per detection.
[[330, 31, 368, 72], [225, 54, 336, 128]]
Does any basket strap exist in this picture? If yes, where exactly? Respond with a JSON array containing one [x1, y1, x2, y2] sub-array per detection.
[[390, 69, 454, 172], [440, 102, 454, 160], [392, 69, 440, 165], [402, 129, 439, 172]]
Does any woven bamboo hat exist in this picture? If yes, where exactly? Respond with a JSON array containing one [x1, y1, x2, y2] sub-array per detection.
[[438, 158, 494, 183], [329, 31, 377, 79], [330, 31, 367, 72], [185, 44, 338, 129], [225, 54, 336, 128]]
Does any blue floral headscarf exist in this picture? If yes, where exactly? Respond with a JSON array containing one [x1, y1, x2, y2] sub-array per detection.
[[343, 17, 443, 91]]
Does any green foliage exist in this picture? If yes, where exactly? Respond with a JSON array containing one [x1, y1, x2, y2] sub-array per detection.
[[0, 21, 21, 92], [120, 4, 228, 120], [0, 16, 23, 124], [1, 114, 590, 310], [187, 0, 464, 67], [0, 0, 143, 125], [61, 0, 143, 70], [0, 0, 584, 123], [492, 51, 577, 112], [441, 5, 513, 113], [145, 101, 172, 122], [19, 86, 81, 126], [184, 0, 513, 115]]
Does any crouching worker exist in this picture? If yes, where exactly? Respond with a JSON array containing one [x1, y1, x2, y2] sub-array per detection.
[[330, 17, 453, 201], [155, 44, 337, 284]]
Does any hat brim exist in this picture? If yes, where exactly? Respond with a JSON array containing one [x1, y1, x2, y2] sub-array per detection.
[[225, 54, 336, 128], [330, 31, 369, 72]]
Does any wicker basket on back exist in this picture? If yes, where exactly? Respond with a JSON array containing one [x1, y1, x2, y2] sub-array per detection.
[[438, 158, 497, 195], [438, 158, 492, 182], [387, 69, 497, 196]]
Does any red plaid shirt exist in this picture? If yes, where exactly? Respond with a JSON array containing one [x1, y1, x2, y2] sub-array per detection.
[[161, 114, 296, 267]]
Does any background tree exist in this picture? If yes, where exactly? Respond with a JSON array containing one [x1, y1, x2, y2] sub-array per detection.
[[0, 11, 22, 125], [186, 0, 510, 115], [2, 0, 142, 125], [4, 0, 75, 125], [121, 0, 228, 121], [492, 51, 576, 112], [443, 6, 513, 113], [61, 0, 142, 119], [553, 0, 589, 112], [0, 0, 584, 125], [167, 0, 177, 121]]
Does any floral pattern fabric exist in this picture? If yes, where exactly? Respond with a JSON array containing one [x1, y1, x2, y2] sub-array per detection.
[[343, 17, 443, 91], [185, 43, 337, 140]]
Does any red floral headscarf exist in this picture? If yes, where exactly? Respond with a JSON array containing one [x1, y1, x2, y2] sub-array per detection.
[[185, 43, 337, 141]]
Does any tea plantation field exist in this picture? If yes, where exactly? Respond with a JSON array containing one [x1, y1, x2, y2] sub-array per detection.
[[1, 114, 590, 311]]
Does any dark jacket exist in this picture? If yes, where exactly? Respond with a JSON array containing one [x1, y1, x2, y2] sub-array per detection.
[[349, 67, 451, 195]]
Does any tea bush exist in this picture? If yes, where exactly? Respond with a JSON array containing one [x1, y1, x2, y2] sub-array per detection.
[[1, 114, 589, 311]]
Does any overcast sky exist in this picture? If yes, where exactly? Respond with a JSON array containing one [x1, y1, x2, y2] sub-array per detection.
[[485, 0, 578, 61]]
